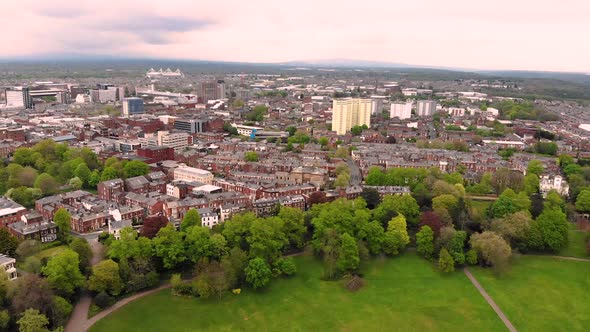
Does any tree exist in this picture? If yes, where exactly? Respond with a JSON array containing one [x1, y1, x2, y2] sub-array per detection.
[[334, 173, 350, 187], [419, 211, 444, 237], [152, 225, 186, 269], [544, 191, 565, 212], [69, 237, 92, 273], [244, 151, 259, 162], [527, 209, 569, 252], [181, 209, 201, 232], [100, 167, 119, 182], [42, 249, 85, 295], [10, 275, 54, 316], [489, 194, 517, 219], [123, 160, 150, 178], [247, 217, 287, 262], [491, 211, 532, 246], [17, 309, 50, 332], [491, 168, 524, 194], [51, 295, 73, 328], [278, 207, 306, 249], [336, 233, 360, 273], [0, 228, 20, 256], [141, 215, 169, 239], [416, 226, 435, 259], [88, 170, 101, 188], [373, 195, 420, 226], [88, 259, 124, 296], [334, 147, 350, 159], [360, 188, 381, 209], [193, 260, 232, 299], [527, 160, 544, 176], [524, 173, 540, 195], [245, 257, 272, 289], [68, 177, 83, 190], [575, 189, 590, 212], [0, 310, 8, 330], [286, 126, 297, 137], [34, 173, 59, 196], [308, 191, 327, 206], [53, 208, 71, 241], [470, 231, 512, 273], [74, 163, 91, 186], [383, 214, 410, 256], [438, 248, 455, 273]]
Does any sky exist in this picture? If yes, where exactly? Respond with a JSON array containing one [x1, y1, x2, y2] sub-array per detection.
[[2, 0, 589, 72]]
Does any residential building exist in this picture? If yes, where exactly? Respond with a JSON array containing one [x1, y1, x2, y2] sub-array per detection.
[[331, 98, 371, 135], [173, 166, 214, 184], [540, 175, 569, 197], [122, 97, 145, 117], [136, 147, 175, 163], [198, 208, 219, 228], [416, 100, 437, 117], [199, 80, 225, 102], [108, 219, 133, 240], [0, 255, 17, 280], [8, 211, 57, 243], [0, 198, 27, 228], [390, 101, 413, 119]]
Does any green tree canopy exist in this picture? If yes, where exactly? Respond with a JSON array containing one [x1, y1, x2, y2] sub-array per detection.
[[42, 249, 85, 295]]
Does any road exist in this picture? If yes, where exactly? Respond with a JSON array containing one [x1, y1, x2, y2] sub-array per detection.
[[346, 159, 362, 185]]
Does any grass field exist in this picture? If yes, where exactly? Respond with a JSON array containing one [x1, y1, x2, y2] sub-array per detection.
[[34, 245, 67, 260], [471, 255, 590, 332], [91, 254, 505, 332], [559, 225, 589, 258]]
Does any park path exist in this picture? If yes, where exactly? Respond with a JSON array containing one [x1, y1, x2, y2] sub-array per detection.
[[65, 234, 104, 332], [68, 284, 172, 332], [463, 267, 518, 332], [545, 255, 590, 262]]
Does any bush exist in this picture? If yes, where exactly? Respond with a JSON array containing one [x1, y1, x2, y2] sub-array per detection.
[[171, 274, 192, 296], [438, 248, 455, 273], [466, 249, 478, 265], [94, 291, 114, 309], [344, 275, 364, 292], [276, 258, 297, 276]]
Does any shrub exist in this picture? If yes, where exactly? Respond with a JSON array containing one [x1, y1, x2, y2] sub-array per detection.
[[171, 274, 192, 296], [276, 258, 297, 276], [438, 248, 455, 273], [94, 291, 114, 309], [466, 249, 478, 265], [344, 275, 365, 292]]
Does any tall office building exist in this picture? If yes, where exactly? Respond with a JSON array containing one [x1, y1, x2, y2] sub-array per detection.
[[174, 118, 206, 134], [331, 98, 371, 135], [122, 97, 145, 117], [416, 100, 437, 117], [4, 88, 33, 109], [199, 80, 225, 102], [390, 101, 413, 119]]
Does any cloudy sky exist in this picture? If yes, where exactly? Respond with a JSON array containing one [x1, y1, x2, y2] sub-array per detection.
[[2, 0, 589, 72]]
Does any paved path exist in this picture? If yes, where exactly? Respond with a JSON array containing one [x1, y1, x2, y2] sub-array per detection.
[[65, 235, 104, 332], [463, 267, 517, 332], [66, 284, 172, 332], [544, 255, 590, 262]]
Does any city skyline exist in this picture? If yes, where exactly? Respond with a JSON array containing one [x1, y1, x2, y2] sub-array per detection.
[[2, 0, 590, 72]]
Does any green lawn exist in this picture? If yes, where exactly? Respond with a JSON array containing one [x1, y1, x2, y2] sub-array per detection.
[[559, 225, 589, 258], [471, 255, 590, 332], [34, 245, 67, 260], [91, 254, 504, 332]]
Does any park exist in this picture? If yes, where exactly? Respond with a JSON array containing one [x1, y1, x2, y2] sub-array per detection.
[[90, 253, 590, 332]]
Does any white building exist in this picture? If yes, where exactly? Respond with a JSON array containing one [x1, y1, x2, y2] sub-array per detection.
[[173, 165, 214, 184], [416, 100, 437, 117], [4, 88, 33, 109], [198, 208, 219, 228], [155, 131, 190, 152], [540, 175, 569, 198], [390, 101, 413, 119], [0, 255, 17, 280]]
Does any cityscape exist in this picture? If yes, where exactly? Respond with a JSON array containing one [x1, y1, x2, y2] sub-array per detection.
[[0, 1, 589, 332]]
